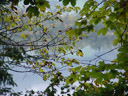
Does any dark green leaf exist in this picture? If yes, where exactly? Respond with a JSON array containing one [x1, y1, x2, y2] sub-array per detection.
[[24, 0, 30, 5], [71, 0, 76, 6], [63, 0, 70, 6]]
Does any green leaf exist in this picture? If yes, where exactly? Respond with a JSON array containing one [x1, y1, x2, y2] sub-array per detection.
[[24, 0, 30, 5], [44, 1, 50, 8], [30, 0, 35, 5], [39, 68, 44, 73], [71, 0, 76, 6], [76, 50, 83, 57], [24, 24, 28, 29], [112, 39, 119, 46], [82, 34, 87, 38], [97, 27, 108, 35], [68, 28, 76, 38], [72, 59, 79, 64], [56, 5, 60, 9], [43, 75, 47, 81], [63, 0, 70, 6], [26, 6, 39, 18], [11, 23, 15, 27], [19, 33, 26, 39]]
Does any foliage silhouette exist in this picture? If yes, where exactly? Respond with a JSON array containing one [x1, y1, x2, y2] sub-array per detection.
[[0, 0, 128, 96]]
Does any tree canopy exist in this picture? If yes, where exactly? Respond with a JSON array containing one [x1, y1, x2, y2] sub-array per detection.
[[0, 0, 128, 96]]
